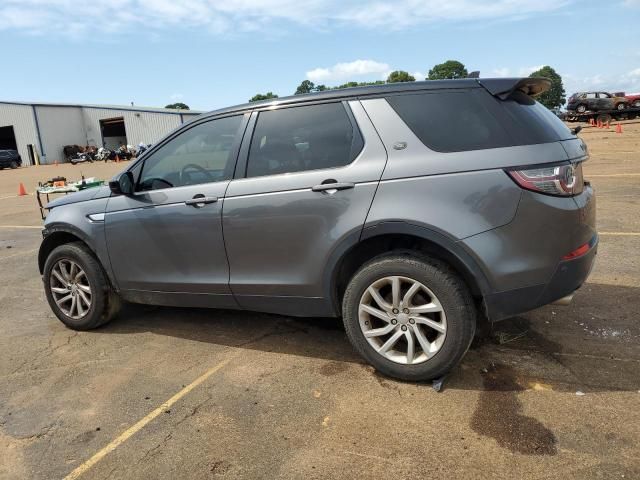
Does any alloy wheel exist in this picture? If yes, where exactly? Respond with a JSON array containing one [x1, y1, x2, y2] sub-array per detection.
[[358, 276, 447, 365], [49, 259, 92, 319]]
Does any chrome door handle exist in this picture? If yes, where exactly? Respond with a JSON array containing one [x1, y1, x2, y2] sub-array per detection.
[[311, 182, 355, 192], [185, 195, 218, 207]]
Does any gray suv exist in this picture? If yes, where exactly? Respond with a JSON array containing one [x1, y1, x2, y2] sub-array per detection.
[[39, 78, 597, 381]]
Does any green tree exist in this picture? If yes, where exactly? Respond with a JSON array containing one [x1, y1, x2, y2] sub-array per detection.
[[165, 102, 190, 110], [249, 92, 279, 102], [315, 84, 328, 92], [528, 66, 566, 109], [386, 70, 415, 83], [427, 60, 468, 80], [295, 80, 316, 95]]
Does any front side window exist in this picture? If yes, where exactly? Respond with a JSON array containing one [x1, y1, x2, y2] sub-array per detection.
[[138, 115, 243, 191], [246, 103, 362, 178]]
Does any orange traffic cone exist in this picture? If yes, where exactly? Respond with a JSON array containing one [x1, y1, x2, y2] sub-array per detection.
[[606, 120, 611, 129], [115, 155, 120, 163], [18, 183, 27, 196], [616, 123, 623, 134], [596, 120, 602, 128], [589, 118, 595, 126]]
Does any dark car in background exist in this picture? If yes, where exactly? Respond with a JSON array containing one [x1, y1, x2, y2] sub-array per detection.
[[0, 149, 22, 169], [567, 91, 629, 113]]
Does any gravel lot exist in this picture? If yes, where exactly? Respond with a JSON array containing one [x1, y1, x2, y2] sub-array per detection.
[[1, 122, 639, 479]]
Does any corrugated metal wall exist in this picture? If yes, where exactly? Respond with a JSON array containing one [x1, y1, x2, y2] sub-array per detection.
[[81, 108, 184, 148], [0, 102, 202, 166], [0, 103, 39, 166], [36, 106, 87, 164]]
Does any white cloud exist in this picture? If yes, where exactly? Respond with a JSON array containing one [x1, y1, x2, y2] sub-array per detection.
[[518, 65, 545, 76], [0, 0, 573, 36], [170, 93, 184, 100], [306, 60, 391, 83], [490, 67, 511, 77]]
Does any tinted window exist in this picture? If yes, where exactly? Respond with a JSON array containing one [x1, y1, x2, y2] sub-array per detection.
[[499, 91, 572, 143], [246, 103, 362, 178], [387, 89, 572, 152], [387, 90, 512, 152], [138, 115, 243, 191]]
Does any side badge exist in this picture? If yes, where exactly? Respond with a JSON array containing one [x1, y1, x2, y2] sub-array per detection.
[[393, 142, 407, 150]]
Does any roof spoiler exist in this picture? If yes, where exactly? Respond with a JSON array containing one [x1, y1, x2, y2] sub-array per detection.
[[478, 77, 551, 100]]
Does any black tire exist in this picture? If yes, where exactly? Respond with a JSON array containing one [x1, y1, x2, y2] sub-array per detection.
[[9, 161, 18, 169], [633, 100, 640, 108], [43, 242, 120, 330], [576, 104, 587, 113], [616, 103, 626, 111], [342, 254, 476, 381]]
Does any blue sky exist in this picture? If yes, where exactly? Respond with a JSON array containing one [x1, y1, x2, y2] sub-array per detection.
[[1, 0, 639, 111]]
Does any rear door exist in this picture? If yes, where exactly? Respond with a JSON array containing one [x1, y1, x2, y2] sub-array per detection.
[[222, 100, 386, 315], [105, 114, 248, 307]]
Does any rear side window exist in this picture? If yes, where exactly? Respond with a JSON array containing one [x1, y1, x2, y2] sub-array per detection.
[[246, 102, 362, 178], [387, 89, 572, 153]]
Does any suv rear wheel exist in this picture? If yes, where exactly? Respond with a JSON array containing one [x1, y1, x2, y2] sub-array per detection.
[[342, 254, 476, 381], [9, 161, 18, 169], [43, 242, 120, 330]]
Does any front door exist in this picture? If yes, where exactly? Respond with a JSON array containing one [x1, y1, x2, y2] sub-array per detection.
[[105, 114, 247, 307], [222, 101, 386, 316]]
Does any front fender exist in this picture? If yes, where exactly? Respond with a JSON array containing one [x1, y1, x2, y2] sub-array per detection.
[[39, 198, 116, 289]]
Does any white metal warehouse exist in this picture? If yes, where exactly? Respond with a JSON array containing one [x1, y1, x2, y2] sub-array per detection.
[[0, 101, 202, 166]]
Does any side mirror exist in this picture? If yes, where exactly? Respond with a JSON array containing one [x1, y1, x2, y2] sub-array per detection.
[[109, 171, 135, 196], [572, 125, 583, 135]]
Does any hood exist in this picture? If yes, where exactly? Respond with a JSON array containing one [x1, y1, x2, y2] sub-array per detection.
[[46, 185, 112, 209]]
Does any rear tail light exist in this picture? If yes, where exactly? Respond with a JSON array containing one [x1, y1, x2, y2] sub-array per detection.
[[506, 162, 584, 197], [562, 242, 590, 260]]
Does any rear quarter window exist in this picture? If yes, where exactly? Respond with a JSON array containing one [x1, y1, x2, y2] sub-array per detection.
[[386, 89, 572, 153]]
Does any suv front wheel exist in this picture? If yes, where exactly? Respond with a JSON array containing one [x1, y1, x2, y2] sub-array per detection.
[[342, 254, 476, 381], [43, 242, 120, 330]]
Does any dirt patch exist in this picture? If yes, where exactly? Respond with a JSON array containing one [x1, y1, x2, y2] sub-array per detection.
[[319, 361, 350, 376], [209, 459, 232, 475], [471, 363, 557, 455]]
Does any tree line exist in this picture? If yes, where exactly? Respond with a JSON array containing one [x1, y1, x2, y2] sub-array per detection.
[[248, 60, 566, 110]]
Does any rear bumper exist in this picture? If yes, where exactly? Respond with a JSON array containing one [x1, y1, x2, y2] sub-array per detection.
[[484, 234, 597, 321]]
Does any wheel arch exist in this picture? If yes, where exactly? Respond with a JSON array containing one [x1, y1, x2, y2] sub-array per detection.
[[38, 225, 116, 288], [326, 222, 492, 316]]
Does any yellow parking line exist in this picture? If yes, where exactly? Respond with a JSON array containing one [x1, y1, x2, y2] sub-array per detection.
[[0, 225, 42, 229], [599, 232, 640, 236], [64, 354, 237, 480], [588, 173, 640, 177]]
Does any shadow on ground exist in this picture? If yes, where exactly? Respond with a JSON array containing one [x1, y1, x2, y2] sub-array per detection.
[[99, 283, 640, 396]]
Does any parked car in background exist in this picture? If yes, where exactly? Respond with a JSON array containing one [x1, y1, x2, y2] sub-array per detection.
[[0, 149, 22, 169], [567, 91, 629, 112], [39, 77, 597, 381], [614, 92, 640, 108]]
